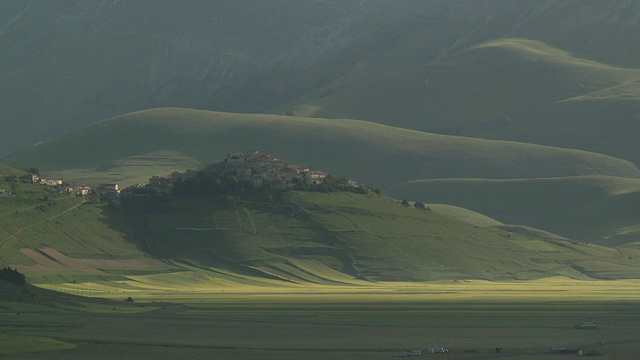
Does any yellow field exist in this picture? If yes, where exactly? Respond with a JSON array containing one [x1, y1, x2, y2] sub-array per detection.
[[36, 276, 640, 303]]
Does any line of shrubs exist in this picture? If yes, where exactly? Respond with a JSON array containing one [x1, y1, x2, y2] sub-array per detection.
[[0, 266, 26, 286]]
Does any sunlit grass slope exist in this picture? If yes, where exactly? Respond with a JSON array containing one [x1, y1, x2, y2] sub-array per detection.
[[0, 166, 177, 284], [1, 203, 178, 284], [0, 176, 82, 244], [4, 108, 640, 189], [123, 190, 640, 281], [283, 38, 640, 162], [390, 176, 640, 246]]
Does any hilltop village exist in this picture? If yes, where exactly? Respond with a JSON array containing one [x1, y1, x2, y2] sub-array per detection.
[[137, 151, 361, 197], [1, 152, 362, 201]]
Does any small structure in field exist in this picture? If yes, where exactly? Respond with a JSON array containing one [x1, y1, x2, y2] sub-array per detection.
[[395, 349, 422, 357], [575, 322, 598, 329], [427, 346, 448, 354], [549, 347, 582, 355]]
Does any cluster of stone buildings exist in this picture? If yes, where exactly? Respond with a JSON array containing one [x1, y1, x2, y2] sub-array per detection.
[[140, 151, 358, 195], [205, 151, 354, 190], [144, 170, 198, 195], [19, 172, 119, 199], [94, 184, 120, 199], [21, 173, 63, 187], [10, 151, 358, 201], [21, 173, 93, 196]]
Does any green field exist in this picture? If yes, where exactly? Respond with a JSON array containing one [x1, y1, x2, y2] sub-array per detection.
[[3, 279, 640, 359]]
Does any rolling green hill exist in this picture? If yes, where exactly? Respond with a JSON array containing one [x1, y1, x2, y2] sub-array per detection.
[[4, 2, 640, 307], [3, 108, 640, 190], [4, 161, 640, 284], [116, 189, 640, 281], [283, 38, 640, 163], [390, 176, 640, 247]]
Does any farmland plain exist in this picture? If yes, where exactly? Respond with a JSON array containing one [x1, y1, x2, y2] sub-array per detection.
[[3, 279, 640, 360]]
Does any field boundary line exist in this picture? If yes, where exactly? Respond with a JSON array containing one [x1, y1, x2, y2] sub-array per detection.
[[0, 198, 86, 246]]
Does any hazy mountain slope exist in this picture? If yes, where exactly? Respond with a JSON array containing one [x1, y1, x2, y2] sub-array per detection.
[[284, 38, 640, 162], [4, 1, 640, 155], [4, 108, 640, 189], [390, 176, 640, 246], [0, 0, 379, 155]]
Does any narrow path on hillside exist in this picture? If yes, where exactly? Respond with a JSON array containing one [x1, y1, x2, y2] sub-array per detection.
[[0, 198, 86, 247]]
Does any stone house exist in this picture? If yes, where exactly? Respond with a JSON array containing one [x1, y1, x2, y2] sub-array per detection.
[[96, 183, 120, 199]]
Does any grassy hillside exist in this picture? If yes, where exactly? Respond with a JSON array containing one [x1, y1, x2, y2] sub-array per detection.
[[0, 166, 176, 284], [3, 108, 640, 189], [283, 38, 640, 162], [0, 164, 25, 177], [0, 175, 83, 244], [2, 160, 640, 288], [119, 190, 640, 281], [390, 176, 640, 247]]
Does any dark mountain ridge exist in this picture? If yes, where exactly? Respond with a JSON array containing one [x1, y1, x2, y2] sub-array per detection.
[[3, 1, 640, 156]]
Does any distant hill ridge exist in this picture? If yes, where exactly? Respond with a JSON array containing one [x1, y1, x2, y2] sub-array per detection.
[[285, 38, 640, 163], [4, 108, 640, 190]]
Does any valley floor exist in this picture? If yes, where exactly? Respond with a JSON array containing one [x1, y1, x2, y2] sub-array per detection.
[[2, 279, 640, 359]]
